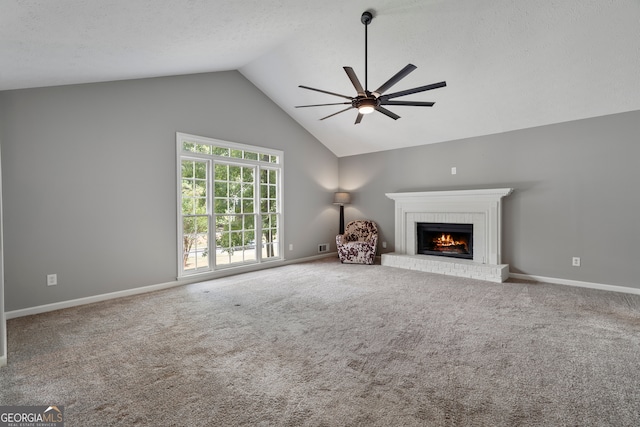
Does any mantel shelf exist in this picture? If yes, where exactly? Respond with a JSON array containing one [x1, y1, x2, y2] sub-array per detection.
[[386, 188, 513, 202]]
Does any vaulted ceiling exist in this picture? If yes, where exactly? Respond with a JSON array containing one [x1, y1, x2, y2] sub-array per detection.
[[2, 0, 639, 157]]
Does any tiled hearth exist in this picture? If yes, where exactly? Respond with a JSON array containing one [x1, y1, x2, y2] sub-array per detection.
[[382, 188, 513, 283]]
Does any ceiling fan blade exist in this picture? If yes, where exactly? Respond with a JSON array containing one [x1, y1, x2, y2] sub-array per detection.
[[375, 106, 400, 120], [344, 67, 365, 95], [319, 106, 355, 121], [295, 102, 352, 108], [299, 85, 353, 100], [373, 64, 417, 96], [379, 100, 435, 107], [355, 113, 364, 124], [380, 81, 447, 101]]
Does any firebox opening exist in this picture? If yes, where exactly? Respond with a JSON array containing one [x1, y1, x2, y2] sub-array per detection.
[[417, 222, 473, 260]]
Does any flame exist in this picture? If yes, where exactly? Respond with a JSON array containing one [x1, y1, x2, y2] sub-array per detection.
[[434, 234, 466, 248]]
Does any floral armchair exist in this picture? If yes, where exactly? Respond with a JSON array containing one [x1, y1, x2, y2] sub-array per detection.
[[336, 220, 378, 264]]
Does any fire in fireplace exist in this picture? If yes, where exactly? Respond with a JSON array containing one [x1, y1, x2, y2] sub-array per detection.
[[416, 222, 473, 260]]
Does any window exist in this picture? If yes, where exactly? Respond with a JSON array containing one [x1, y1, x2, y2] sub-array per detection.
[[177, 133, 283, 277]]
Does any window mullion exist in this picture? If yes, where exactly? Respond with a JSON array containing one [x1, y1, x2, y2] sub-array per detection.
[[209, 159, 215, 270], [253, 165, 262, 262]]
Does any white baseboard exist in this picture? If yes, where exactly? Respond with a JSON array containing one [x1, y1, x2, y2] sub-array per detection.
[[509, 272, 640, 296], [6, 278, 189, 320], [0, 355, 6, 367], [10, 254, 635, 320], [6, 253, 337, 320]]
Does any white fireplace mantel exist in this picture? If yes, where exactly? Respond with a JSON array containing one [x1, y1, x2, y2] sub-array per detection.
[[386, 188, 513, 266]]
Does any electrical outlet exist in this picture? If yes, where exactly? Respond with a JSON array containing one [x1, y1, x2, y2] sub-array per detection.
[[47, 274, 57, 286], [382, 241, 387, 249], [572, 257, 581, 267], [318, 243, 329, 253], [451, 167, 457, 175], [289, 244, 293, 251]]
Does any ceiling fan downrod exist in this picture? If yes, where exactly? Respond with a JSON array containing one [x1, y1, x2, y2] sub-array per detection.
[[361, 11, 373, 91]]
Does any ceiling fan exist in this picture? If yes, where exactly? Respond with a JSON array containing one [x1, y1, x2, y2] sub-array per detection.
[[296, 10, 446, 124]]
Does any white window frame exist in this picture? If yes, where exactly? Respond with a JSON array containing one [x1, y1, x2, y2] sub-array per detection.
[[176, 132, 284, 278]]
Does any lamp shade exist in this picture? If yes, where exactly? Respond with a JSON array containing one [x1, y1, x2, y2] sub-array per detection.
[[333, 192, 351, 205]]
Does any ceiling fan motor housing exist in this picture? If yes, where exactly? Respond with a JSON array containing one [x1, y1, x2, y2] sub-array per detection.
[[353, 95, 378, 112]]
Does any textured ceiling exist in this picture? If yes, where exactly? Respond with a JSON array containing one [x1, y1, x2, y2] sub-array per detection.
[[2, 0, 639, 157]]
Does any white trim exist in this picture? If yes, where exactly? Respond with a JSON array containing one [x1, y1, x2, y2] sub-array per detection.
[[0, 147, 6, 368], [5, 253, 335, 320], [176, 132, 283, 159], [5, 254, 638, 320], [509, 272, 640, 296], [386, 188, 514, 202], [7, 279, 188, 320]]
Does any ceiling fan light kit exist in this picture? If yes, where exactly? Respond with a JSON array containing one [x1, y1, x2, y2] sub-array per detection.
[[296, 10, 446, 124], [357, 98, 376, 114]]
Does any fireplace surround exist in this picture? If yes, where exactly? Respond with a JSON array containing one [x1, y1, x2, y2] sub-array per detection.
[[382, 188, 513, 282]]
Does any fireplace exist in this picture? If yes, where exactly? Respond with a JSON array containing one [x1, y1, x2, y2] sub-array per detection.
[[417, 222, 473, 260], [383, 189, 513, 283]]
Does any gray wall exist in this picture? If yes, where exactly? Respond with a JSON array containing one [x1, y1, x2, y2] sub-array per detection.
[[2, 70, 638, 315], [339, 110, 640, 290], [0, 71, 339, 312]]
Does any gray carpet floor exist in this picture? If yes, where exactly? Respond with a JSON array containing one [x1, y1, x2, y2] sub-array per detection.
[[2, 257, 640, 426]]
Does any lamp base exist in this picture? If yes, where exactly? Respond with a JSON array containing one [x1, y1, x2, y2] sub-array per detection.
[[339, 205, 345, 234]]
